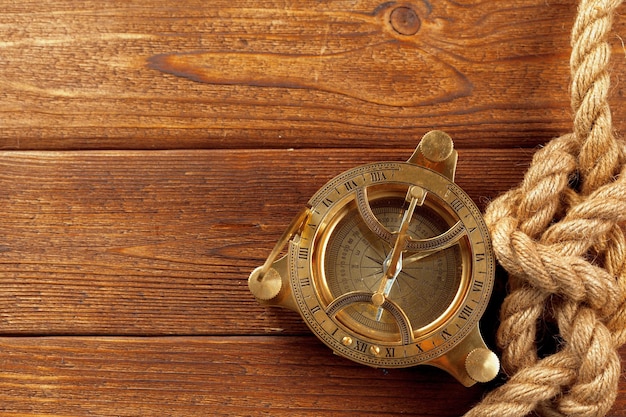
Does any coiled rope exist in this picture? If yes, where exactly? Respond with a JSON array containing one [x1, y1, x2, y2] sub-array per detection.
[[465, 1, 626, 416]]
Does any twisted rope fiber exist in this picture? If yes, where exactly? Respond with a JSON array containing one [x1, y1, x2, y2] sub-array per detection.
[[465, 1, 626, 416]]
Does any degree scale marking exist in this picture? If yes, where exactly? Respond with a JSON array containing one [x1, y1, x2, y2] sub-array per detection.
[[325, 291, 413, 345], [356, 184, 468, 253]]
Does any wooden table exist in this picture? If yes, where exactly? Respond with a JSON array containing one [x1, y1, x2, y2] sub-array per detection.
[[1, 1, 625, 415]]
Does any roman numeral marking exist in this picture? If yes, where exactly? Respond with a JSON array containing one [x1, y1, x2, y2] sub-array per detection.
[[370, 171, 387, 182], [458, 305, 473, 320]]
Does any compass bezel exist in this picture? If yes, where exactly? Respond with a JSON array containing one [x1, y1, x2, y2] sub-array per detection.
[[289, 161, 495, 367]]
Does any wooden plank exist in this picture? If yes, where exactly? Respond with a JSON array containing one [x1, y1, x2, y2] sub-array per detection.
[[0, 148, 530, 335], [2, 0, 626, 415], [0, 336, 486, 416], [2, 0, 624, 150], [0, 336, 624, 416]]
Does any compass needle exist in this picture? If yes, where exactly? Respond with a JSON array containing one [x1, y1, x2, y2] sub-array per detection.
[[371, 185, 424, 321]]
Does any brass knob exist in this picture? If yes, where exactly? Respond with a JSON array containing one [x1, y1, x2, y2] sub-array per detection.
[[248, 266, 282, 301], [465, 348, 500, 383], [420, 130, 454, 163]]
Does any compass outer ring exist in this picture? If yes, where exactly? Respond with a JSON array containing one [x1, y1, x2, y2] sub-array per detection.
[[290, 161, 495, 368]]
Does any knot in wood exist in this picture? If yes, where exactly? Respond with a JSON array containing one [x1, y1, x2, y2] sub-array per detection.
[[389, 6, 420, 36]]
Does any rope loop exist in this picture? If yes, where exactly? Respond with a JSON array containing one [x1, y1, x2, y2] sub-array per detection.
[[466, 1, 626, 416]]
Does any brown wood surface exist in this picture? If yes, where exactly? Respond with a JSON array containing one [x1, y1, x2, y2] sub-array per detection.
[[1, 1, 625, 416]]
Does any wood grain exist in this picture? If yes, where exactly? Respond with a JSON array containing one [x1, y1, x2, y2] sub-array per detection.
[[0, 148, 529, 336], [0, 336, 491, 417], [0, 336, 624, 416], [2, 0, 626, 415], [1, 0, 624, 150], [0, 336, 625, 416]]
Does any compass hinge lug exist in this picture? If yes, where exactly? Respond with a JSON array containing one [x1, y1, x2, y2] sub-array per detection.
[[248, 208, 310, 311], [426, 325, 499, 387], [407, 130, 458, 181]]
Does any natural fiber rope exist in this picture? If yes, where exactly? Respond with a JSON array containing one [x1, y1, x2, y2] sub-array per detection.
[[465, 1, 626, 416]]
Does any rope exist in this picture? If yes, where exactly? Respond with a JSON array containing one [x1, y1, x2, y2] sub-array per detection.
[[465, 1, 626, 416]]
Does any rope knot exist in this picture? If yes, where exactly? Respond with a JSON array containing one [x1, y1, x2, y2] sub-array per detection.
[[465, 1, 626, 416]]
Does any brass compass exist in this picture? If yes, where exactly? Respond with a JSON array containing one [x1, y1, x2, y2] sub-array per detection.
[[249, 131, 499, 386]]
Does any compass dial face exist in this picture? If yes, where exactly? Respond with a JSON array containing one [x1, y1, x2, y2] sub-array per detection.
[[322, 195, 463, 340], [290, 162, 494, 367]]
